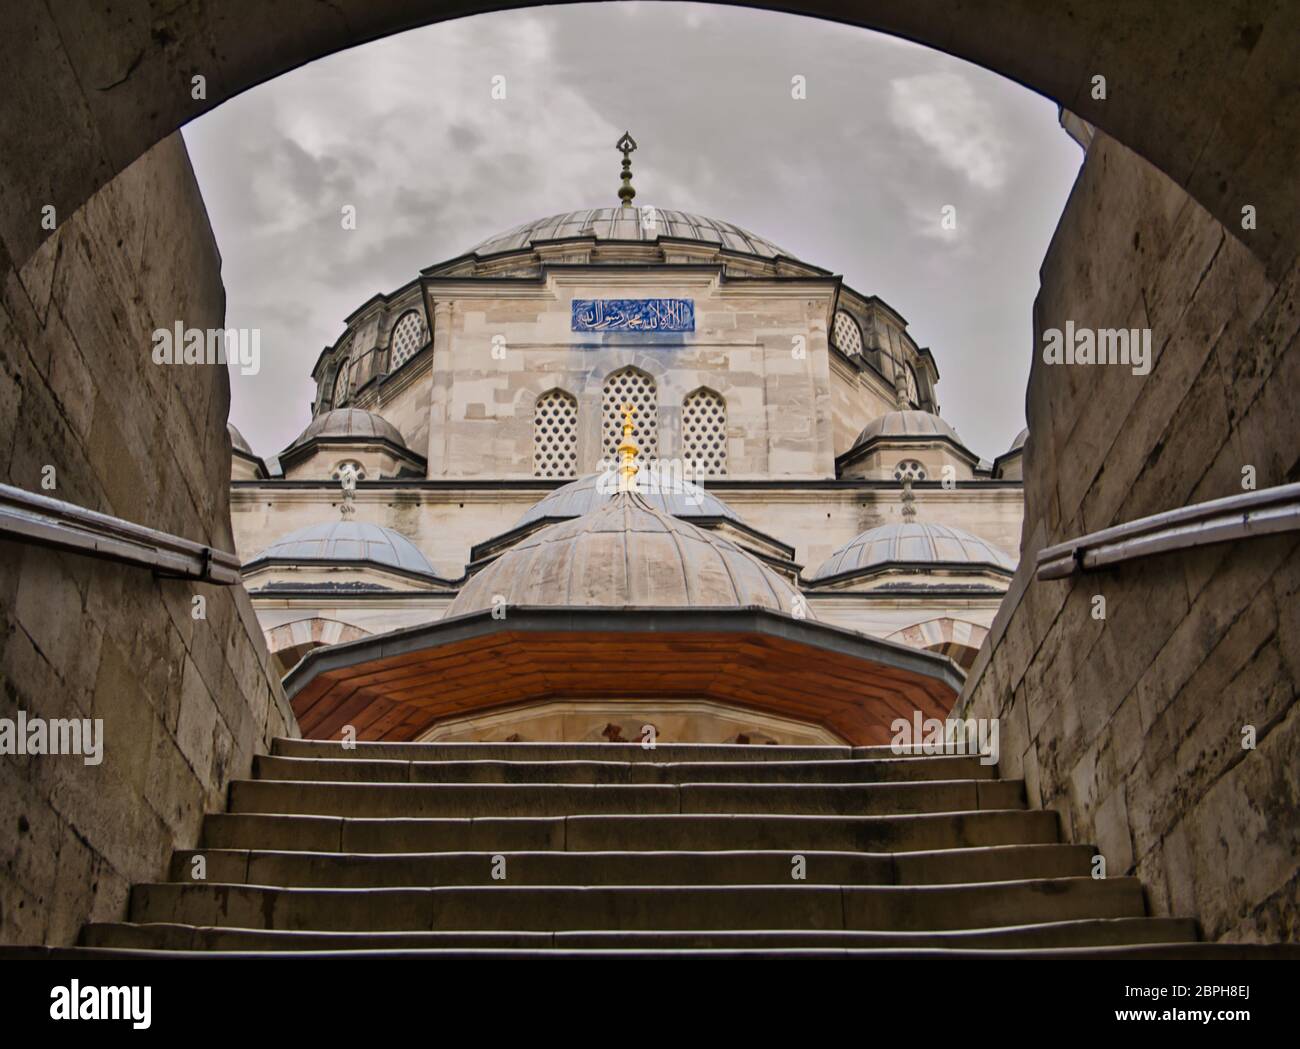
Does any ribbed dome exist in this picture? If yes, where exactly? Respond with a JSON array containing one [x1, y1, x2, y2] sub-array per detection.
[[853, 410, 964, 448], [287, 409, 408, 452], [466, 207, 794, 262], [228, 422, 254, 455], [810, 522, 1015, 580], [1008, 427, 1028, 452], [517, 472, 741, 529], [451, 491, 806, 616], [248, 521, 435, 575]]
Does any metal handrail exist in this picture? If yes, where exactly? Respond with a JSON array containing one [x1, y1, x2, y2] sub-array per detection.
[[0, 482, 241, 584], [1036, 482, 1300, 580]]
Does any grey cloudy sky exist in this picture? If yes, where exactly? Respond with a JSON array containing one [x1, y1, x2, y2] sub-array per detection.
[[183, 1, 1082, 463]]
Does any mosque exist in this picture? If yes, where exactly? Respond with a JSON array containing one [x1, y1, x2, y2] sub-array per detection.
[[228, 136, 1025, 746]]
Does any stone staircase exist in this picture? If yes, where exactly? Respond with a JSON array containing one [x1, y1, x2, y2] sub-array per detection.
[[76, 739, 1215, 957]]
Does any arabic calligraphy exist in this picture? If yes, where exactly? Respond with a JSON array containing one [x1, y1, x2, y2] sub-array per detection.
[[572, 298, 695, 333]]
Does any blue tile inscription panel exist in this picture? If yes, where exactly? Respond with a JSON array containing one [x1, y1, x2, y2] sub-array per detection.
[[571, 298, 694, 333]]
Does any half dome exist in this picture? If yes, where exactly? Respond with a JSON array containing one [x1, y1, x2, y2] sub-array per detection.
[[451, 491, 806, 616], [465, 207, 795, 262], [810, 522, 1015, 581], [852, 409, 964, 449], [247, 520, 435, 576], [286, 408, 409, 453], [516, 471, 741, 529]]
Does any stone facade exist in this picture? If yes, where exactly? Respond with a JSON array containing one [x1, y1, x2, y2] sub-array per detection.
[[228, 212, 1024, 694], [232, 482, 1023, 589], [0, 136, 293, 946], [958, 131, 1300, 943]]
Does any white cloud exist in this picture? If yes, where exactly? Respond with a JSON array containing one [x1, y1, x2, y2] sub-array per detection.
[[888, 72, 1009, 190], [185, 13, 628, 453], [184, 2, 1080, 462]]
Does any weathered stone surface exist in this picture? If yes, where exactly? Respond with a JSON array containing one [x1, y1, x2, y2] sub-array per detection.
[[0, 135, 294, 946], [961, 132, 1299, 942]]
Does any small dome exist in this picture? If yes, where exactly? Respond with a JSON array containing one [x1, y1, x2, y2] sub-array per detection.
[[810, 522, 1015, 580], [249, 521, 435, 575], [853, 410, 963, 448], [286, 409, 408, 452], [465, 208, 795, 262], [516, 471, 741, 529], [228, 422, 254, 455], [451, 491, 806, 616], [1008, 427, 1028, 453]]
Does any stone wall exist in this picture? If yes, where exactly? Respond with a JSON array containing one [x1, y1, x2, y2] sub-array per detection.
[[230, 482, 1024, 583], [425, 273, 839, 480], [959, 132, 1299, 942], [0, 135, 295, 945]]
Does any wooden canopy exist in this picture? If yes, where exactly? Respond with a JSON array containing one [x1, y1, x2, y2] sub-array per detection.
[[284, 607, 964, 745]]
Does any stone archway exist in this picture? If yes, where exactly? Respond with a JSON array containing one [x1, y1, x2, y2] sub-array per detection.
[[887, 617, 989, 670], [264, 617, 372, 676], [2, 2, 1296, 280]]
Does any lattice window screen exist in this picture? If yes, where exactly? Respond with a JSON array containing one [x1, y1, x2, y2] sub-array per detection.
[[389, 310, 428, 371], [602, 367, 658, 466], [682, 389, 728, 476], [832, 310, 863, 355], [533, 389, 578, 478]]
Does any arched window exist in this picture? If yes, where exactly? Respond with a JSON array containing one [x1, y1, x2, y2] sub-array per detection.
[[602, 367, 657, 466], [682, 388, 728, 477], [331, 361, 349, 406], [533, 389, 578, 478], [832, 310, 862, 355], [389, 309, 427, 372], [903, 362, 921, 408]]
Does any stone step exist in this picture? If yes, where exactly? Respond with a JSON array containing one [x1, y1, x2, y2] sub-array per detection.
[[127, 876, 1147, 932], [81, 916, 1200, 952], [228, 779, 1024, 819], [168, 843, 1094, 888], [201, 809, 1060, 854], [49, 942, 1300, 960], [272, 739, 928, 763], [254, 753, 996, 784]]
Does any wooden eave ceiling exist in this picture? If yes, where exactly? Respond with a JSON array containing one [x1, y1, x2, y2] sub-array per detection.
[[285, 607, 963, 745]]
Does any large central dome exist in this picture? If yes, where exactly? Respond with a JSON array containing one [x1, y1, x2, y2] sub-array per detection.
[[466, 207, 795, 262]]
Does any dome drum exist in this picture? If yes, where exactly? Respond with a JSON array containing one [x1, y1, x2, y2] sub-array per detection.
[[278, 408, 425, 481], [838, 410, 980, 482]]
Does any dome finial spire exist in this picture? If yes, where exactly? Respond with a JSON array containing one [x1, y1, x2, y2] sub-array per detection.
[[616, 131, 638, 207], [617, 402, 639, 491]]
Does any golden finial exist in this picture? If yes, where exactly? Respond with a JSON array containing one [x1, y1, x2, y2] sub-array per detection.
[[617, 402, 639, 491], [616, 131, 637, 208]]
